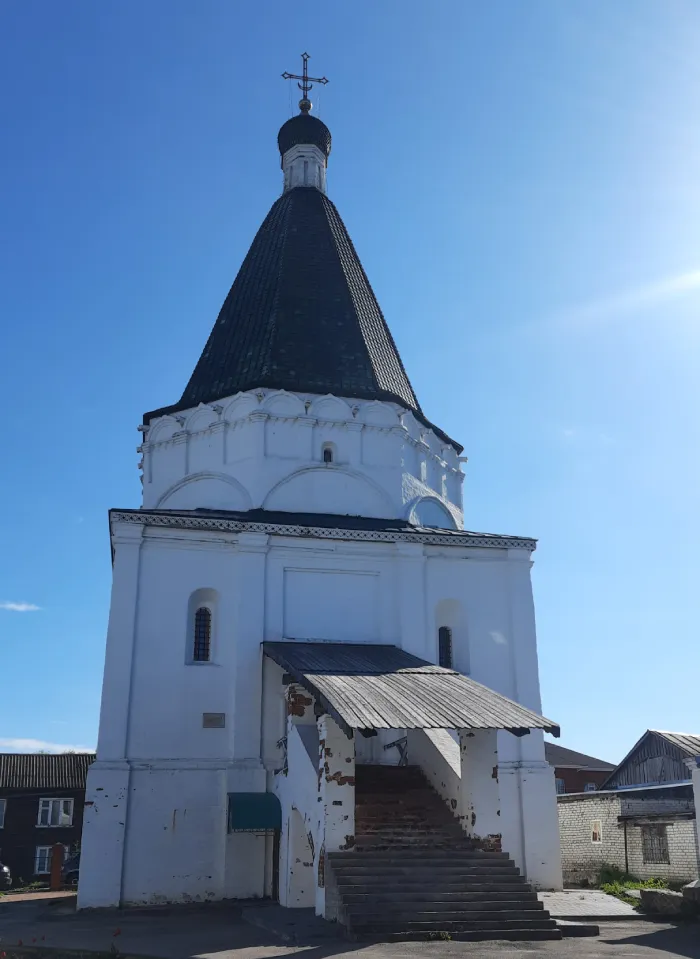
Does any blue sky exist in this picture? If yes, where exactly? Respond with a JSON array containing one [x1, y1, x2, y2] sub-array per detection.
[[1, 1, 698, 763]]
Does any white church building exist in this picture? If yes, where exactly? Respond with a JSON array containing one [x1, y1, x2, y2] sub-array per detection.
[[78, 67, 564, 936]]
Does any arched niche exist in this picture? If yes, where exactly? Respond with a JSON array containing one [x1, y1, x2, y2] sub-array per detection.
[[263, 390, 306, 417], [360, 401, 399, 427], [186, 406, 218, 433], [147, 416, 182, 445], [157, 472, 252, 511], [263, 466, 393, 518], [309, 395, 352, 422], [409, 496, 457, 530], [224, 393, 258, 422]]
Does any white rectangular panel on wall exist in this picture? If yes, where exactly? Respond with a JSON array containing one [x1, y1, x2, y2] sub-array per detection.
[[283, 568, 379, 642]]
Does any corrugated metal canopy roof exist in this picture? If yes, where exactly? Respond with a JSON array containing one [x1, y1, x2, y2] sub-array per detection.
[[263, 642, 559, 738]]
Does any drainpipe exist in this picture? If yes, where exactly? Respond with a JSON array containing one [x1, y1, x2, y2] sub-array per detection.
[[624, 821, 629, 875]]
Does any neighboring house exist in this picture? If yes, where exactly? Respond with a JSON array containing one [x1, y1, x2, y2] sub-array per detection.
[[0, 753, 95, 883], [601, 731, 700, 790], [557, 730, 700, 885], [545, 743, 614, 794]]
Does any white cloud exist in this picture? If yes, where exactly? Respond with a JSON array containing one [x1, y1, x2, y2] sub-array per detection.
[[0, 601, 40, 612], [0, 738, 94, 753], [553, 269, 700, 329]]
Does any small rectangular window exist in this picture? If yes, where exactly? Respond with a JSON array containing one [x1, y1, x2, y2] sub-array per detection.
[[642, 824, 669, 864], [34, 844, 70, 875], [34, 846, 52, 874], [584, 782, 597, 792], [591, 820, 602, 843], [438, 626, 453, 669], [37, 798, 74, 827], [555, 778, 565, 794], [0, 798, 5, 828]]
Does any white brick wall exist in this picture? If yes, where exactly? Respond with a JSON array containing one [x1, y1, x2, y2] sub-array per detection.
[[626, 820, 698, 884], [558, 794, 699, 885], [558, 794, 625, 884]]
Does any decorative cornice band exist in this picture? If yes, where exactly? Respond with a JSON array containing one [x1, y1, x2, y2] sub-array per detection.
[[110, 510, 536, 551]]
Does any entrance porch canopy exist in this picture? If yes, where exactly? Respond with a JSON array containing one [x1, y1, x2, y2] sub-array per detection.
[[263, 642, 560, 739]]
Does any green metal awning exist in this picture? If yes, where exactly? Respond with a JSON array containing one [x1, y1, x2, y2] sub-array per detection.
[[228, 792, 281, 833]]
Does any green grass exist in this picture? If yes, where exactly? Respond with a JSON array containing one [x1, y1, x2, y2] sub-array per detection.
[[596, 865, 669, 905]]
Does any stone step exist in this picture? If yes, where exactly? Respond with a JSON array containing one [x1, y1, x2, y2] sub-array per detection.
[[346, 909, 549, 925], [332, 865, 521, 878], [355, 831, 464, 841], [328, 850, 515, 869], [345, 900, 544, 914], [348, 918, 558, 933], [337, 882, 533, 895], [362, 928, 563, 942], [342, 891, 539, 905], [355, 812, 458, 823]]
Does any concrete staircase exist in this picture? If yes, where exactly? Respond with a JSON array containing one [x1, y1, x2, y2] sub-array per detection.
[[328, 763, 561, 941]]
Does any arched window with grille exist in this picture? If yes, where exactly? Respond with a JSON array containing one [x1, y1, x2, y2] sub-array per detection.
[[438, 626, 453, 669], [193, 607, 212, 662]]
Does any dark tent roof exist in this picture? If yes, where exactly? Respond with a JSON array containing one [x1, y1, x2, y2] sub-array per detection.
[[263, 642, 559, 737], [144, 187, 459, 451]]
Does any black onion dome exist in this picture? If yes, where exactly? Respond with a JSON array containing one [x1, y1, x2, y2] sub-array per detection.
[[278, 113, 332, 159]]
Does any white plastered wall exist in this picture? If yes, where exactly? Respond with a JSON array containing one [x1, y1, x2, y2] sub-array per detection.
[[140, 391, 464, 528], [79, 509, 560, 904]]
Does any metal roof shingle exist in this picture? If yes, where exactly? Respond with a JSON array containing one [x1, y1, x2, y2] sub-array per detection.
[[652, 731, 700, 756], [0, 753, 95, 790]]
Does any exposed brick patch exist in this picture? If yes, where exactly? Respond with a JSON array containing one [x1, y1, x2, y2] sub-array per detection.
[[287, 689, 313, 716]]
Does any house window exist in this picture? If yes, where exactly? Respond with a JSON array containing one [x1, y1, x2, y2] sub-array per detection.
[[555, 778, 565, 794], [34, 844, 71, 875], [438, 626, 453, 668], [322, 444, 334, 463], [193, 607, 212, 662], [584, 782, 597, 792], [591, 820, 602, 843], [37, 798, 74, 827], [642, 824, 670, 864]]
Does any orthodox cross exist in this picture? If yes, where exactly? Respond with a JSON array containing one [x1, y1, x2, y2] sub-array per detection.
[[282, 52, 328, 113]]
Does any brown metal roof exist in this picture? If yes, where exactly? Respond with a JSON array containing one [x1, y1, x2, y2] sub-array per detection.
[[263, 642, 559, 738], [0, 753, 95, 790], [544, 742, 615, 771]]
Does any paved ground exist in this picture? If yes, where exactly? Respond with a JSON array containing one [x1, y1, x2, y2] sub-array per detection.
[[0, 891, 75, 904], [538, 890, 640, 919], [0, 895, 698, 959]]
